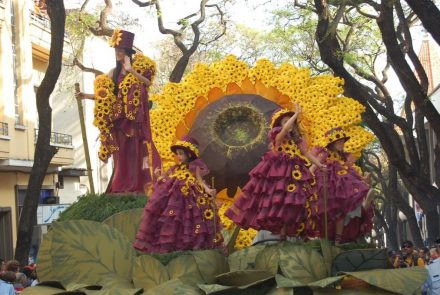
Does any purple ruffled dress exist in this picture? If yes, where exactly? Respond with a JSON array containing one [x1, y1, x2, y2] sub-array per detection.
[[312, 147, 372, 242], [225, 127, 319, 238], [134, 159, 223, 253]]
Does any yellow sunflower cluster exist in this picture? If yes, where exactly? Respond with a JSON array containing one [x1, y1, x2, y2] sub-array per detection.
[[93, 75, 118, 161], [218, 200, 257, 250]]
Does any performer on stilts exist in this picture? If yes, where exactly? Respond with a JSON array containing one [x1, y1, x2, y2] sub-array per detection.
[[225, 104, 325, 239], [134, 136, 223, 253], [76, 29, 161, 195], [311, 127, 375, 245]]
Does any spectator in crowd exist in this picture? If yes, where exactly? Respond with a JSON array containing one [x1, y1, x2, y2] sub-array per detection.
[[423, 247, 440, 295], [0, 271, 16, 295], [400, 240, 425, 267], [420, 247, 431, 265], [22, 265, 38, 287]]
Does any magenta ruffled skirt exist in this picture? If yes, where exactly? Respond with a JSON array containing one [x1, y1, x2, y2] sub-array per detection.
[[314, 163, 371, 241], [134, 177, 222, 253], [225, 151, 319, 237]]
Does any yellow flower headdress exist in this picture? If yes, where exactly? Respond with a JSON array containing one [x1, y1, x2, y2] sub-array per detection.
[[325, 127, 350, 146], [109, 28, 122, 47], [170, 136, 200, 158]]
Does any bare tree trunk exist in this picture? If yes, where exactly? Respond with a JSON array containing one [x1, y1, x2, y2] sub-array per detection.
[[14, 0, 65, 266], [169, 55, 191, 83]]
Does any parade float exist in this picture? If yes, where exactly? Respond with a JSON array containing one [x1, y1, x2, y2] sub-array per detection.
[[25, 56, 427, 295]]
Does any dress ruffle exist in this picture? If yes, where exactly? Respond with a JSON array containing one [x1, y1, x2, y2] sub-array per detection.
[[225, 128, 318, 238], [312, 146, 372, 242], [134, 163, 222, 253]]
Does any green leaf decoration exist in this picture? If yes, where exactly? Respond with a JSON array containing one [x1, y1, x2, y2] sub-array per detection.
[[320, 239, 342, 276], [20, 286, 69, 295], [102, 208, 144, 244], [345, 267, 428, 295], [36, 281, 66, 290], [83, 288, 143, 295], [279, 243, 327, 284], [167, 254, 205, 285], [133, 255, 169, 290], [65, 283, 102, 291], [275, 274, 305, 288], [173, 283, 204, 295], [227, 245, 266, 271], [197, 283, 235, 294], [307, 276, 346, 288], [266, 287, 294, 295], [36, 231, 55, 281], [312, 286, 396, 294], [215, 270, 274, 288], [192, 250, 229, 284], [39, 220, 135, 287], [255, 243, 282, 275], [144, 278, 187, 295], [98, 275, 135, 289], [198, 270, 275, 295], [331, 249, 388, 275]]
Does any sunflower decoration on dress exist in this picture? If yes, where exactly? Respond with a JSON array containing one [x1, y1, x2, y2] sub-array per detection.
[[149, 55, 374, 248]]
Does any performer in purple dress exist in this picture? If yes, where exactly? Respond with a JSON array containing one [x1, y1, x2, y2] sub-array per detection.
[[311, 127, 374, 244], [76, 29, 161, 195], [225, 104, 325, 239], [134, 136, 223, 253]]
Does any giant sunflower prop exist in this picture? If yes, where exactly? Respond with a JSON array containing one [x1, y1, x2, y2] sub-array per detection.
[[150, 55, 374, 247]]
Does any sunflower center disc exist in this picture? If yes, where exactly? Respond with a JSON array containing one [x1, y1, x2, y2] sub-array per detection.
[[214, 106, 263, 147]]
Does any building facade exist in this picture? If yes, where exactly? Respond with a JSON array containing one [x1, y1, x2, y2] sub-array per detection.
[[0, 0, 113, 261]]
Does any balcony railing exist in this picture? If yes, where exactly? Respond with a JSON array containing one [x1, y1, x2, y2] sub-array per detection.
[[34, 129, 73, 147], [0, 122, 8, 136]]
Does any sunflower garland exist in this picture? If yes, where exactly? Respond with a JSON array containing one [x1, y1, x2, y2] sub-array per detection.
[[218, 200, 257, 250]]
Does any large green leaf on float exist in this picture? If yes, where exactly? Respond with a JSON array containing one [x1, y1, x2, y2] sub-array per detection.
[[254, 243, 282, 275], [144, 278, 190, 295], [133, 255, 169, 290], [227, 245, 266, 271], [98, 275, 135, 289], [320, 239, 342, 276], [192, 250, 229, 284], [198, 270, 275, 295], [40, 220, 135, 286], [173, 283, 204, 295], [275, 274, 345, 288], [20, 285, 73, 295], [312, 286, 396, 294], [344, 267, 428, 295], [36, 231, 55, 281], [167, 254, 205, 285], [331, 248, 388, 275], [279, 243, 327, 283], [84, 288, 143, 295], [102, 208, 144, 244]]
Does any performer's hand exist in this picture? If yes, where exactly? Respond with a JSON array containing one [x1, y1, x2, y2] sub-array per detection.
[[142, 156, 150, 170], [318, 163, 327, 170], [293, 102, 302, 115], [206, 188, 217, 197], [122, 56, 133, 72], [75, 91, 86, 99], [363, 172, 372, 185]]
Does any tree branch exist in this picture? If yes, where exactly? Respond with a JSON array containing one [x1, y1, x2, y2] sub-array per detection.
[[70, 58, 104, 76]]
